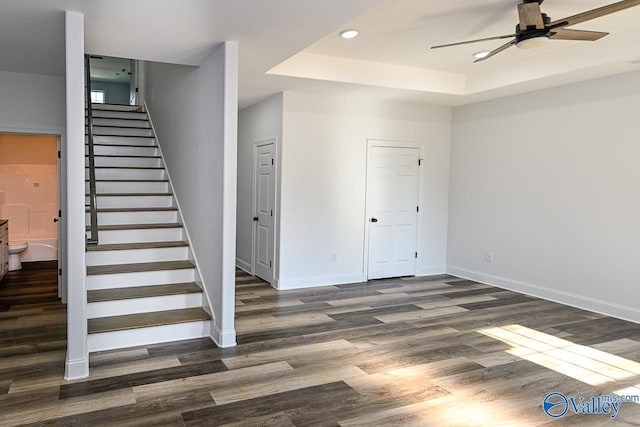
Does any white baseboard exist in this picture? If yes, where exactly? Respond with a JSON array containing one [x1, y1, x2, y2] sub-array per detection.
[[447, 265, 640, 324], [275, 273, 365, 290], [416, 264, 446, 276], [64, 356, 89, 380], [235, 257, 252, 274], [212, 324, 237, 348]]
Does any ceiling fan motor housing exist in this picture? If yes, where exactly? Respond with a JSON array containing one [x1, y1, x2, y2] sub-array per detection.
[[516, 7, 551, 47], [516, 13, 551, 33]]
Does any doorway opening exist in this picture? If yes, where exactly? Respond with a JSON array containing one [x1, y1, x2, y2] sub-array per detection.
[[0, 133, 62, 302], [88, 55, 139, 106]]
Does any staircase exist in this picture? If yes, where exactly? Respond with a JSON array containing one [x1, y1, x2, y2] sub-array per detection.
[[85, 103, 211, 353]]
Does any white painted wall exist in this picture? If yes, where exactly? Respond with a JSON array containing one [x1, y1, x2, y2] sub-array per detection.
[[64, 11, 88, 380], [236, 93, 283, 273], [0, 70, 65, 133], [144, 42, 238, 347], [90, 81, 130, 105], [278, 91, 451, 289], [448, 70, 640, 322]]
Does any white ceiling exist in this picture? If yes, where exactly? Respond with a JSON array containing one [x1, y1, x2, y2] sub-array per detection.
[[2, 0, 640, 108], [90, 57, 132, 84]]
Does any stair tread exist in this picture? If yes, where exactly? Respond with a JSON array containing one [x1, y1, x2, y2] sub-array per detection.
[[88, 115, 148, 121], [92, 121, 151, 124], [91, 192, 172, 196], [86, 207, 177, 212], [90, 166, 164, 169], [87, 282, 201, 302], [93, 134, 155, 138], [91, 103, 143, 110], [88, 307, 209, 334], [86, 223, 183, 231], [89, 144, 157, 148], [92, 136, 153, 140], [87, 241, 188, 251], [87, 179, 168, 182], [93, 124, 151, 128], [92, 126, 151, 130], [87, 154, 161, 158], [87, 260, 195, 275]]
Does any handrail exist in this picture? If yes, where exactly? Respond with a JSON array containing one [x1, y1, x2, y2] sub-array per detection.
[[85, 55, 98, 246]]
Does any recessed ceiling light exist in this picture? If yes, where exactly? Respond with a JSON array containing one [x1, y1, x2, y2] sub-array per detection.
[[473, 51, 490, 60], [340, 29, 359, 39]]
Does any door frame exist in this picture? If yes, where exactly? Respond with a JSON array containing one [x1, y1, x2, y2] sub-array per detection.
[[251, 137, 279, 284], [363, 139, 425, 281], [0, 127, 66, 301]]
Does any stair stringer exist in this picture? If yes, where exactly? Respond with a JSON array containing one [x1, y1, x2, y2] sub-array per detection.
[[144, 102, 217, 343]]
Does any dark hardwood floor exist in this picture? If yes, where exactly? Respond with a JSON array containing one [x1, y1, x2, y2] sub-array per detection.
[[2, 264, 640, 425]]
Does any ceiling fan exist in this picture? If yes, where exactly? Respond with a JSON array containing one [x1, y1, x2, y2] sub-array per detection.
[[431, 0, 640, 62]]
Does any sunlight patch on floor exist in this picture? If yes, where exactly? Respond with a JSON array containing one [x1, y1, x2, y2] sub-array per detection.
[[479, 324, 640, 399]]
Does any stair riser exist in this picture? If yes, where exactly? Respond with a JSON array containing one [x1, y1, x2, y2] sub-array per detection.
[[92, 135, 156, 146], [91, 110, 148, 120], [87, 268, 195, 290], [92, 118, 151, 129], [86, 210, 178, 225], [88, 168, 166, 180], [87, 321, 210, 352], [92, 227, 184, 245], [92, 157, 162, 168], [87, 181, 169, 193], [88, 195, 174, 209], [87, 293, 203, 318], [91, 103, 143, 112], [93, 126, 154, 137], [88, 145, 159, 157], [86, 246, 189, 266]]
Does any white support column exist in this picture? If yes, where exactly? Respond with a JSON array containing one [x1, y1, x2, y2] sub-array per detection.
[[215, 41, 239, 347], [64, 10, 89, 380]]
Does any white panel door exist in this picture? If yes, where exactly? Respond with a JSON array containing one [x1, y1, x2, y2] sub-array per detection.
[[253, 143, 275, 282], [367, 146, 419, 280]]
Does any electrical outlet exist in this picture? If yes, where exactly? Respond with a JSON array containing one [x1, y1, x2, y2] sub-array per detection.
[[485, 252, 494, 263]]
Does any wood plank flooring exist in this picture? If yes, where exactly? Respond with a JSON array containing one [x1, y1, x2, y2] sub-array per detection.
[[2, 264, 640, 425]]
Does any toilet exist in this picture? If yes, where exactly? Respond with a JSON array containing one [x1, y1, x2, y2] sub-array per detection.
[[8, 241, 28, 271]]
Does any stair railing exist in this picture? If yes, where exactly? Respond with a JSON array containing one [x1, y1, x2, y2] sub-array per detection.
[[85, 54, 98, 245]]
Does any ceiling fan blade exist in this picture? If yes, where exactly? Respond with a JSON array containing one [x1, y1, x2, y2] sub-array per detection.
[[474, 39, 517, 62], [548, 0, 640, 29], [431, 34, 516, 49], [518, 3, 545, 29], [549, 28, 609, 41]]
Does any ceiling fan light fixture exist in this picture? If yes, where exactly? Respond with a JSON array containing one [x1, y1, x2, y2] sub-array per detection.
[[473, 51, 491, 60], [339, 29, 359, 39], [516, 35, 548, 49]]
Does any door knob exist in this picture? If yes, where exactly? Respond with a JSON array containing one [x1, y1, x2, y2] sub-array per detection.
[[53, 218, 60, 223], [253, 216, 259, 222], [370, 217, 378, 223]]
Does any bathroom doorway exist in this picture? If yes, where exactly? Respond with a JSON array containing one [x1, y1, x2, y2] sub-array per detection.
[[0, 133, 60, 289]]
